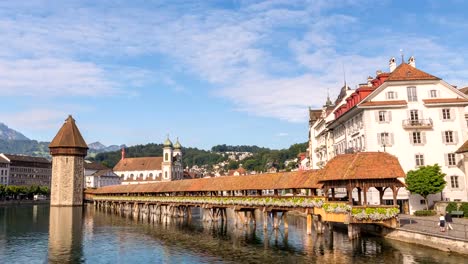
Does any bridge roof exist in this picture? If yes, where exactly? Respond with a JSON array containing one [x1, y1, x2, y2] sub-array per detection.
[[318, 152, 405, 182], [88, 170, 322, 194]]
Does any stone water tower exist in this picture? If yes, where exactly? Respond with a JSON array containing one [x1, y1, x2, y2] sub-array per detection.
[[49, 115, 88, 206]]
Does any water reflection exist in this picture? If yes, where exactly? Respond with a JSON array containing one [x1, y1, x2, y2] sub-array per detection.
[[0, 205, 467, 263], [48, 207, 83, 263]]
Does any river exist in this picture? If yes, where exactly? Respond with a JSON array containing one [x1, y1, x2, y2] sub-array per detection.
[[0, 204, 466, 263]]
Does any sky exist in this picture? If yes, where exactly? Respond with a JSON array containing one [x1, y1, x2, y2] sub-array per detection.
[[1, 0, 468, 150]]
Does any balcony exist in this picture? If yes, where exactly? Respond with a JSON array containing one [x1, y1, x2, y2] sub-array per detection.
[[402, 118, 433, 129]]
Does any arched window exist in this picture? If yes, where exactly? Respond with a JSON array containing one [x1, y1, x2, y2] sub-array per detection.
[[165, 153, 168, 161], [165, 171, 168, 179], [130, 174, 134, 180], [149, 173, 153, 179]]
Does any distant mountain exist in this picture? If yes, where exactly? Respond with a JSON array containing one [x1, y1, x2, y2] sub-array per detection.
[[88, 141, 107, 150], [0, 123, 29, 141], [88, 141, 125, 152]]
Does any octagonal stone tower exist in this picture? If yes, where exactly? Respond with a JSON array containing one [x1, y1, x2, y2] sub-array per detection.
[[49, 115, 88, 206]]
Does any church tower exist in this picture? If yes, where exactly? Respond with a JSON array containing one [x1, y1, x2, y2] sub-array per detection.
[[162, 136, 173, 181], [49, 115, 88, 206], [173, 138, 182, 180]]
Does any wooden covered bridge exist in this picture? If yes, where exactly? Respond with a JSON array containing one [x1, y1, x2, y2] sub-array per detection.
[[85, 152, 406, 239]]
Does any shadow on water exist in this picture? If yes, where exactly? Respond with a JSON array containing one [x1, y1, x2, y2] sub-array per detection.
[[1, 204, 467, 263]]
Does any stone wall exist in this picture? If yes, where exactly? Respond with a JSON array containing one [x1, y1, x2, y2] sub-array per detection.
[[51, 156, 84, 206]]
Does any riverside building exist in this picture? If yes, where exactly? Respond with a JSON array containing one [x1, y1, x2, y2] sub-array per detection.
[[308, 57, 468, 213], [0, 153, 51, 187], [114, 137, 184, 184]]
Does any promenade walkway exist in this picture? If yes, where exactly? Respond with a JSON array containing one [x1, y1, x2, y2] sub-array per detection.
[[398, 214, 468, 241]]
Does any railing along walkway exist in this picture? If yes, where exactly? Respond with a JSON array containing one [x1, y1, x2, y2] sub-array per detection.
[[398, 214, 468, 241]]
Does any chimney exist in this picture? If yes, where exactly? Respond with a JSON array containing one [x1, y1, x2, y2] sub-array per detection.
[[389, 57, 396, 72], [367, 76, 373, 87], [121, 147, 125, 160], [408, 56, 416, 67]]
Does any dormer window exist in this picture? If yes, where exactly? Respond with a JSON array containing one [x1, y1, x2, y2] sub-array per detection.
[[430, 90, 438, 98], [386, 91, 397, 99]]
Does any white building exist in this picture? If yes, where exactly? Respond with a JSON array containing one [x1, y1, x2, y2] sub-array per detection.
[[114, 137, 184, 184], [84, 160, 121, 188], [0, 155, 10, 185], [309, 57, 468, 213]]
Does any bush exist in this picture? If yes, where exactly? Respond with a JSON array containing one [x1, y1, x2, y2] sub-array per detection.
[[445, 202, 457, 213], [459, 202, 468, 217], [414, 210, 436, 216]]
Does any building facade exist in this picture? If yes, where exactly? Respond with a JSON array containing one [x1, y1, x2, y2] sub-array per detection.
[[84, 160, 121, 188], [309, 57, 468, 212], [0, 153, 51, 186], [115, 137, 184, 184]]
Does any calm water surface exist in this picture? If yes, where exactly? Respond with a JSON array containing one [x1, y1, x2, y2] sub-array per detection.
[[0, 204, 467, 263]]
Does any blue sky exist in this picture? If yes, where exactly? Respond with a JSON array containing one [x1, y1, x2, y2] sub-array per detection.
[[0, 0, 467, 150]]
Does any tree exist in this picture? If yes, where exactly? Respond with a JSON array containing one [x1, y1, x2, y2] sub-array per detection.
[[406, 164, 446, 210]]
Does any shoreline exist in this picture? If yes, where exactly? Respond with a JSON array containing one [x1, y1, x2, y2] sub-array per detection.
[[0, 200, 50, 206]]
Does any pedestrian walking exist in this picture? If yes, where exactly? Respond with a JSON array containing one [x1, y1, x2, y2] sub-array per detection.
[[439, 213, 446, 232], [445, 211, 454, 230]]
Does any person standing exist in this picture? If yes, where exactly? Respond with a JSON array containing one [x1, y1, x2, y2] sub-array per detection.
[[445, 211, 454, 230], [439, 213, 446, 232]]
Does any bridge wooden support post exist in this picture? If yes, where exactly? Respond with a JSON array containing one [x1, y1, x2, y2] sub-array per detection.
[[272, 211, 279, 229], [282, 211, 288, 229], [313, 215, 324, 234], [306, 214, 312, 235], [263, 210, 268, 230], [347, 224, 360, 240]]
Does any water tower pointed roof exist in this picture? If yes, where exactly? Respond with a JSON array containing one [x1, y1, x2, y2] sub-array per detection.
[[174, 138, 182, 149], [49, 115, 88, 149], [163, 136, 173, 148]]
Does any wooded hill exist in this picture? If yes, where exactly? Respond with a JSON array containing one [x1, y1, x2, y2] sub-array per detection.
[[91, 142, 308, 172]]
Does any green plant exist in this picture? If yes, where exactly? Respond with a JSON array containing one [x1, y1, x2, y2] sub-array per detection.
[[406, 164, 446, 210], [445, 202, 457, 213], [352, 207, 399, 221], [459, 202, 468, 217], [413, 210, 436, 216]]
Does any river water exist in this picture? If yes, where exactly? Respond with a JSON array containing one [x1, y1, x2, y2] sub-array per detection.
[[0, 204, 466, 263]]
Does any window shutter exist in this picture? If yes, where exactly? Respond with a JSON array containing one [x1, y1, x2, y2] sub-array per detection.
[[390, 133, 394, 146], [394, 92, 398, 99], [377, 133, 381, 145], [444, 154, 449, 166], [418, 110, 423, 119], [375, 111, 380, 122], [422, 132, 427, 144], [427, 90, 432, 98], [454, 131, 459, 144], [439, 109, 443, 120], [387, 111, 392, 122], [441, 131, 446, 143], [385, 92, 389, 99], [450, 108, 455, 120], [409, 132, 413, 145]]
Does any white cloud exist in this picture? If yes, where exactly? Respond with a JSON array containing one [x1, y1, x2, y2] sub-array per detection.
[[0, 58, 118, 96], [276, 132, 289, 137]]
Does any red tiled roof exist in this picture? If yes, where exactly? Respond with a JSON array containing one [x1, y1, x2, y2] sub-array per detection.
[[456, 140, 468, 154], [113, 157, 163, 171], [87, 170, 322, 194], [422, 98, 468, 104], [228, 167, 246, 176], [459, 87, 468, 95], [318, 152, 405, 181], [49, 115, 88, 149], [386, 63, 439, 81], [359, 100, 407, 107]]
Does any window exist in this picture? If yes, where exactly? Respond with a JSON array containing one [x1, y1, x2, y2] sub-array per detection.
[[164, 171, 168, 179], [165, 153, 169, 161], [430, 90, 438, 98], [444, 131, 454, 143], [450, 176, 459, 189], [412, 132, 422, 144], [442, 108, 451, 120], [447, 153, 457, 166], [415, 154, 424, 166], [387, 91, 396, 99], [409, 110, 419, 121], [407, 86, 417, 102], [378, 132, 392, 146], [149, 173, 153, 179], [379, 111, 386, 122]]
